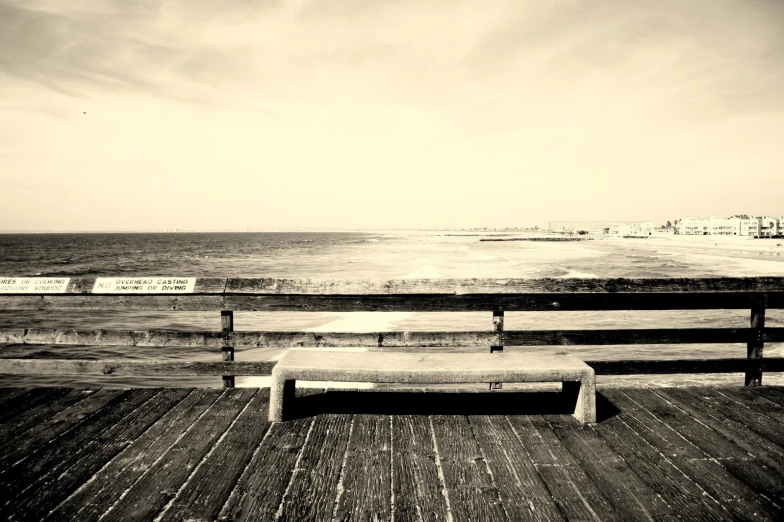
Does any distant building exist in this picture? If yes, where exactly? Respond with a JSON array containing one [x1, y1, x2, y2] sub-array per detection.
[[759, 216, 780, 237], [609, 221, 657, 236], [677, 215, 781, 236]]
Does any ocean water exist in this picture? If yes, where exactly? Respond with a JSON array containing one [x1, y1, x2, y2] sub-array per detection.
[[1, 232, 783, 388]]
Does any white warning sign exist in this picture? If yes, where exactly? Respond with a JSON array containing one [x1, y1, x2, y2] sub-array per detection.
[[93, 277, 196, 294], [0, 277, 71, 293]]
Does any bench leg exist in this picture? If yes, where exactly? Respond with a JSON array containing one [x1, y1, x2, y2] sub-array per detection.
[[563, 379, 596, 424], [269, 377, 296, 422]]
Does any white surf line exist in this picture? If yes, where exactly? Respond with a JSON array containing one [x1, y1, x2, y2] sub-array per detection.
[[216, 410, 277, 519], [466, 417, 510, 521], [46, 389, 195, 518], [389, 415, 396, 522], [153, 389, 260, 522], [273, 417, 317, 521], [96, 389, 229, 522], [330, 415, 356, 522], [428, 416, 454, 522]]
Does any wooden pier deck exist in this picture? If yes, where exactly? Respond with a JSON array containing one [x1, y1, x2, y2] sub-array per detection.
[[2, 386, 784, 521]]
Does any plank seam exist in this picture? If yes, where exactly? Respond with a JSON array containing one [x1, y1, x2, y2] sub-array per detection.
[[428, 416, 454, 522], [8, 389, 165, 506], [504, 415, 569, 522], [652, 388, 784, 507], [95, 389, 228, 522], [389, 415, 395, 522], [330, 414, 355, 522], [662, 389, 784, 464], [45, 389, 194, 519], [547, 416, 663, 520], [273, 417, 316, 521], [621, 389, 726, 469], [714, 388, 784, 425], [216, 413, 278, 520], [466, 417, 509, 521], [0, 389, 97, 447], [153, 389, 259, 522], [613, 390, 732, 518], [4, 389, 132, 469]]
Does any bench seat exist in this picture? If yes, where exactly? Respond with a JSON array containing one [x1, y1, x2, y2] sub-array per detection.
[[270, 349, 596, 423]]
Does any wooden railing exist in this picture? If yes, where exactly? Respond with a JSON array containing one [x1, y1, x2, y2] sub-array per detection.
[[1, 277, 783, 386]]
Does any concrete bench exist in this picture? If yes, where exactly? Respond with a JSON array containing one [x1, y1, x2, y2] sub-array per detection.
[[269, 350, 596, 423]]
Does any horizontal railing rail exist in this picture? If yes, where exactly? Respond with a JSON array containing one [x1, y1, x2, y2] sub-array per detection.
[[1, 276, 783, 386], [2, 327, 784, 347]]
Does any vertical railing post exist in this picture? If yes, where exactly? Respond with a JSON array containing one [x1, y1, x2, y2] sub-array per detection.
[[745, 294, 766, 387], [490, 310, 504, 390], [222, 310, 235, 388]]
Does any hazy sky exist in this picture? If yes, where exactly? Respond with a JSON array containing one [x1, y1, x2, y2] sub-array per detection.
[[1, 0, 782, 231]]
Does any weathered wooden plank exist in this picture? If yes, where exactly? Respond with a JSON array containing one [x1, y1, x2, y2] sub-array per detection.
[[765, 327, 784, 341], [0, 359, 275, 376], [604, 389, 782, 521], [0, 387, 31, 402], [430, 415, 507, 521], [332, 414, 392, 522], [468, 415, 564, 521], [0, 328, 498, 348], [506, 328, 756, 345], [2, 291, 782, 311], [0, 389, 127, 471], [673, 387, 784, 448], [222, 292, 759, 312], [507, 414, 621, 521], [588, 357, 784, 375], [0, 294, 225, 311], [0, 388, 96, 446], [3, 389, 186, 521], [3, 276, 783, 295], [655, 387, 784, 475], [714, 387, 784, 427], [70, 277, 226, 294], [749, 386, 784, 407], [218, 417, 315, 521], [591, 393, 732, 521], [46, 389, 221, 522], [543, 414, 678, 521], [0, 387, 71, 424], [158, 390, 271, 522], [0, 328, 227, 347], [391, 414, 449, 522], [276, 413, 354, 521], [8, 327, 783, 348], [223, 277, 784, 294], [103, 388, 255, 522], [644, 388, 784, 508]]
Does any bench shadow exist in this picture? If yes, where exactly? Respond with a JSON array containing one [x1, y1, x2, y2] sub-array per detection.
[[286, 389, 621, 422]]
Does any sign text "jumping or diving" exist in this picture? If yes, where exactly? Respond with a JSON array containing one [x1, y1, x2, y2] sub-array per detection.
[[93, 277, 196, 293]]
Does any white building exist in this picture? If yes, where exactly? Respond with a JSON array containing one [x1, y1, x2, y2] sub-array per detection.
[[758, 216, 780, 237], [609, 221, 657, 236], [679, 216, 710, 235], [677, 215, 781, 236]]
